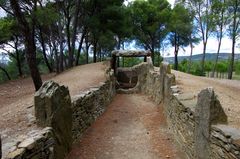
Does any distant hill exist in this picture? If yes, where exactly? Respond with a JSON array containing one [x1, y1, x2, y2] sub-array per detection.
[[164, 53, 240, 64]]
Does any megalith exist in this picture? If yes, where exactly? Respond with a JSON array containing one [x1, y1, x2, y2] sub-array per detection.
[[34, 80, 72, 159], [194, 87, 227, 159]]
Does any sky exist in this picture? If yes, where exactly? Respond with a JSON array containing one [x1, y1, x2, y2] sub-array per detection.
[[125, 0, 239, 57], [0, 0, 239, 58]]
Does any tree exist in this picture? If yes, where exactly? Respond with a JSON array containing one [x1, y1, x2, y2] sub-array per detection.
[[35, 2, 59, 73], [83, 0, 126, 63], [187, 28, 201, 73], [9, 0, 42, 91], [183, 0, 215, 75], [130, 0, 171, 64], [211, 0, 228, 77], [227, 0, 240, 79], [0, 64, 11, 80], [169, 4, 193, 70], [0, 17, 25, 77]]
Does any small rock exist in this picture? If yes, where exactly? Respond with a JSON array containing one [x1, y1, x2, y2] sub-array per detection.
[[18, 138, 35, 150], [7, 148, 25, 158]]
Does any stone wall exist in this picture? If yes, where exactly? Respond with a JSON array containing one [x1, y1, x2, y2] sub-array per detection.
[[5, 68, 116, 159], [211, 125, 240, 158], [3, 57, 240, 159], [6, 128, 54, 159], [71, 71, 116, 141], [118, 60, 240, 159]]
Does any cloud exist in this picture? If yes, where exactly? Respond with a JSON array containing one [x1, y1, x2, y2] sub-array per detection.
[[164, 37, 240, 57]]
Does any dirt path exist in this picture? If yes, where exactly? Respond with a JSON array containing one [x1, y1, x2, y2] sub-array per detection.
[[67, 94, 184, 159], [0, 62, 106, 157], [172, 70, 240, 129]]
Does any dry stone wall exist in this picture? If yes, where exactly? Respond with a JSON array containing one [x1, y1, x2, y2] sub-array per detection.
[[4, 68, 116, 159], [71, 71, 116, 141], [3, 55, 240, 159], [131, 61, 240, 159], [6, 127, 54, 159]]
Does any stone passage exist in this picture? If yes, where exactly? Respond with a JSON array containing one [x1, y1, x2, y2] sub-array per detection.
[[67, 94, 184, 159]]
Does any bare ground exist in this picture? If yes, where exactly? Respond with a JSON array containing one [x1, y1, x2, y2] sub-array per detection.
[[172, 70, 240, 129], [67, 94, 184, 159], [0, 62, 106, 157]]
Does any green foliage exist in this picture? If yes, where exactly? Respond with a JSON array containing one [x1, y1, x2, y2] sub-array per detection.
[[216, 61, 228, 73], [35, 4, 59, 27], [153, 52, 163, 67], [178, 59, 189, 72], [129, 0, 171, 52], [0, 17, 18, 44], [235, 61, 240, 75], [169, 4, 193, 48], [119, 57, 143, 67]]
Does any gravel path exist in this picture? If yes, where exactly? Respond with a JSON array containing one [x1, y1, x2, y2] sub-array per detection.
[[67, 94, 184, 159], [0, 62, 106, 157], [172, 70, 240, 129]]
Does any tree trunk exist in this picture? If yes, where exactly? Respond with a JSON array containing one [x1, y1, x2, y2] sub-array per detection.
[[58, 22, 64, 72], [212, 10, 224, 78], [39, 26, 53, 73], [53, 41, 59, 73], [85, 34, 89, 64], [174, 33, 178, 70], [66, 16, 72, 67], [93, 40, 97, 63], [212, 38, 222, 78], [14, 38, 23, 77], [75, 30, 86, 66], [228, 2, 238, 80], [0, 66, 11, 80], [174, 52, 178, 70], [201, 41, 207, 76], [228, 37, 235, 79], [10, 0, 42, 91], [70, 0, 81, 67], [187, 42, 193, 73], [150, 42, 155, 65]]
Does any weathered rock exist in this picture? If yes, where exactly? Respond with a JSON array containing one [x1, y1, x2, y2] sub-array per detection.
[[18, 137, 35, 150], [7, 148, 26, 159], [34, 81, 72, 159], [112, 50, 151, 57], [194, 88, 215, 159], [194, 88, 228, 159]]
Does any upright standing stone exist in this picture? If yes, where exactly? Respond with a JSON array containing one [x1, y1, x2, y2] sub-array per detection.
[[195, 88, 213, 159], [194, 88, 227, 159], [160, 62, 171, 102], [34, 81, 72, 159]]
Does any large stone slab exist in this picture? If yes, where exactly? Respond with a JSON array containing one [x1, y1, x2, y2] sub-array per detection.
[[195, 88, 228, 159], [34, 81, 72, 159], [112, 50, 151, 57]]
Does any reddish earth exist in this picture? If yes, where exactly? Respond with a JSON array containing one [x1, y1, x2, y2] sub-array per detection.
[[172, 70, 240, 129], [0, 62, 106, 157], [67, 94, 184, 159], [1, 62, 240, 158]]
